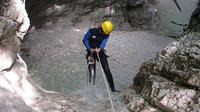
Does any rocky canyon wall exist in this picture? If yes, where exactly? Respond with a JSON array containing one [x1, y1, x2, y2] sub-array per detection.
[[126, 1, 200, 112], [0, 0, 74, 111]]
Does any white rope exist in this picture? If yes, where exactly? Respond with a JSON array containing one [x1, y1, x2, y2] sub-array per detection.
[[97, 52, 116, 112]]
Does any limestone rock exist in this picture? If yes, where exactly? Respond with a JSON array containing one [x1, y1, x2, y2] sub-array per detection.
[[0, 55, 75, 112], [124, 94, 161, 112], [132, 1, 200, 111], [133, 32, 200, 111], [1, 0, 30, 40], [0, 0, 30, 71], [135, 33, 200, 89], [0, 0, 75, 111], [141, 75, 197, 112], [0, 17, 19, 71]]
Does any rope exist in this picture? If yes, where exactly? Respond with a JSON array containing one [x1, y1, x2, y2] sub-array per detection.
[[97, 52, 116, 112]]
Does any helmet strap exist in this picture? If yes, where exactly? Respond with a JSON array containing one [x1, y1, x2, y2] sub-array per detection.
[[99, 27, 108, 36], [99, 27, 103, 34]]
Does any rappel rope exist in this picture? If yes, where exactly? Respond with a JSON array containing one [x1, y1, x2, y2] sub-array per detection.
[[86, 58, 89, 86], [97, 52, 116, 112]]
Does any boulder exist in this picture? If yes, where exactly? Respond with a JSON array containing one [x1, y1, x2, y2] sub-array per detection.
[[123, 91, 161, 112], [141, 75, 197, 112]]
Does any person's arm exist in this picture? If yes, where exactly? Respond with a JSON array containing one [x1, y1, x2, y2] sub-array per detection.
[[99, 36, 109, 50], [83, 29, 91, 51]]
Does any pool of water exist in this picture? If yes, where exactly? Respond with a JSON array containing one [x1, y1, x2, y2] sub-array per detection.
[[21, 26, 173, 94]]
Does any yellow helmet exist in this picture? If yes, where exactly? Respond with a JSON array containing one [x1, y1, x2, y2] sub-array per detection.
[[101, 21, 113, 35]]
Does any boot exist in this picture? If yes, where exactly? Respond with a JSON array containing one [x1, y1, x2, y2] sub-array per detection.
[[111, 88, 120, 92]]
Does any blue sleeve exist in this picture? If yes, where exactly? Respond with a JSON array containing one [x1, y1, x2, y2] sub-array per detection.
[[83, 29, 91, 50], [100, 36, 109, 49]]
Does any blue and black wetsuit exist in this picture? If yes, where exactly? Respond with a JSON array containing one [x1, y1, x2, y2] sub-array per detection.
[[83, 27, 116, 91], [83, 27, 109, 50]]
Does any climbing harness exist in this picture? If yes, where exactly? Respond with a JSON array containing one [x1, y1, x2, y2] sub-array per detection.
[[97, 52, 116, 112]]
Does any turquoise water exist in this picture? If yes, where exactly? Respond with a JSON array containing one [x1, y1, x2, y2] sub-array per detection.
[[155, 0, 198, 36]]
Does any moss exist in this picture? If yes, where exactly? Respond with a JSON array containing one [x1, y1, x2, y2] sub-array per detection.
[[194, 32, 200, 36]]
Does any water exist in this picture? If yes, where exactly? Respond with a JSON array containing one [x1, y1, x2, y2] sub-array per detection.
[[69, 86, 131, 112], [21, 25, 173, 111], [22, 26, 173, 94], [155, 0, 198, 36]]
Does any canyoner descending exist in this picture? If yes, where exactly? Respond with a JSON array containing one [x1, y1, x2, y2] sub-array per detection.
[[82, 21, 119, 92], [82, 21, 120, 111]]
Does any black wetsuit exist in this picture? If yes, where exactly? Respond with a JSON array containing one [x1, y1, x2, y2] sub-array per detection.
[[83, 27, 116, 91]]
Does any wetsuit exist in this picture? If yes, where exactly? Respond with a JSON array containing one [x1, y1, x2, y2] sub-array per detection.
[[83, 27, 116, 91]]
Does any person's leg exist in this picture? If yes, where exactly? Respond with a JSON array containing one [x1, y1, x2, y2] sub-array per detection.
[[88, 53, 96, 85], [99, 52, 116, 91], [93, 61, 96, 85]]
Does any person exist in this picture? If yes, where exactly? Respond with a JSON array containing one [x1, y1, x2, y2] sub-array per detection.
[[82, 21, 119, 92]]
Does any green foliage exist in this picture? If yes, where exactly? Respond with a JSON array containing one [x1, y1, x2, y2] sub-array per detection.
[[192, 32, 200, 38]]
